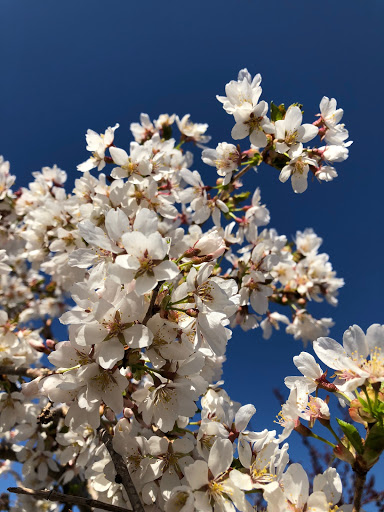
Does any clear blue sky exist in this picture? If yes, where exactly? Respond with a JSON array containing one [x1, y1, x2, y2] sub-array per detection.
[[1, 0, 383, 503]]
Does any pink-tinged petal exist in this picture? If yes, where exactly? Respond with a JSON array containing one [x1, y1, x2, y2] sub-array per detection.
[[235, 404, 256, 432], [109, 147, 129, 166], [184, 460, 209, 490], [299, 124, 319, 143], [285, 106, 302, 132], [231, 122, 249, 140], [97, 339, 125, 369], [208, 438, 233, 478]]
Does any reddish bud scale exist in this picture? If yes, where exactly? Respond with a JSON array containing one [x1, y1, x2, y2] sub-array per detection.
[[294, 422, 312, 438]]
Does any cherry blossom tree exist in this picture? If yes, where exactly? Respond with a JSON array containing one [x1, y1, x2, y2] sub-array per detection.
[[0, 69, 382, 512]]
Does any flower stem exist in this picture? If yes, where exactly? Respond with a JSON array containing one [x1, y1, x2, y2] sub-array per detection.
[[309, 431, 336, 448]]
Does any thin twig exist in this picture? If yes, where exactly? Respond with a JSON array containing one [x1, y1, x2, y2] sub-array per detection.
[[218, 164, 253, 200], [0, 365, 53, 378], [99, 429, 145, 512], [8, 486, 129, 512]]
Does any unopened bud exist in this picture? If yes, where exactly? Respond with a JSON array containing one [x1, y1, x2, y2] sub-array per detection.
[[123, 408, 134, 419], [45, 339, 56, 349], [186, 308, 199, 317], [191, 255, 213, 264], [333, 443, 355, 464], [183, 248, 201, 258], [27, 336, 46, 352]]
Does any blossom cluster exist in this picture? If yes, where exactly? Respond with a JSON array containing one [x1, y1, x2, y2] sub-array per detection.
[[216, 69, 351, 193], [0, 69, 371, 512]]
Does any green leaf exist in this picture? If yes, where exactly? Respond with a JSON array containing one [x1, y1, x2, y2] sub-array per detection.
[[336, 418, 364, 454], [270, 102, 286, 122], [233, 191, 251, 205], [363, 423, 384, 467]]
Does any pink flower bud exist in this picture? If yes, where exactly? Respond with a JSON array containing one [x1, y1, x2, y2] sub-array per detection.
[[123, 408, 134, 419], [46, 339, 56, 349]]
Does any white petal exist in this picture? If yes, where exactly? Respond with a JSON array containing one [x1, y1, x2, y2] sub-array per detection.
[[109, 147, 129, 166], [184, 460, 209, 490], [343, 325, 368, 360], [281, 463, 309, 509], [300, 124, 318, 143], [208, 438, 233, 479], [291, 170, 308, 194], [154, 260, 180, 281], [285, 106, 302, 132], [124, 324, 153, 349], [235, 404, 256, 432], [97, 339, 125, 369], [231, 122, 249, 140]]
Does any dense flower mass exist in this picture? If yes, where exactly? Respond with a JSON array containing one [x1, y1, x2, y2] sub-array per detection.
[[1, 68, 380, 512]]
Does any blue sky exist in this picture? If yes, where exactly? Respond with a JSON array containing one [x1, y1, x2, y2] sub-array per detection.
[[1, 0, 384, 503]]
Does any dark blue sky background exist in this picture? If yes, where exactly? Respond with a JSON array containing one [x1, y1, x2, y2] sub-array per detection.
[[1, 0, 383, 501]]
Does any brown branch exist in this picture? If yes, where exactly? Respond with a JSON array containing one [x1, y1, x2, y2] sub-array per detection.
[[0, 365, 53, 378], [8, 486, 129, 512], [352, 467, 367, 512], [99, 429, 145, 512], [0, 443, 18, 462], [142, 286, 159, 325]]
